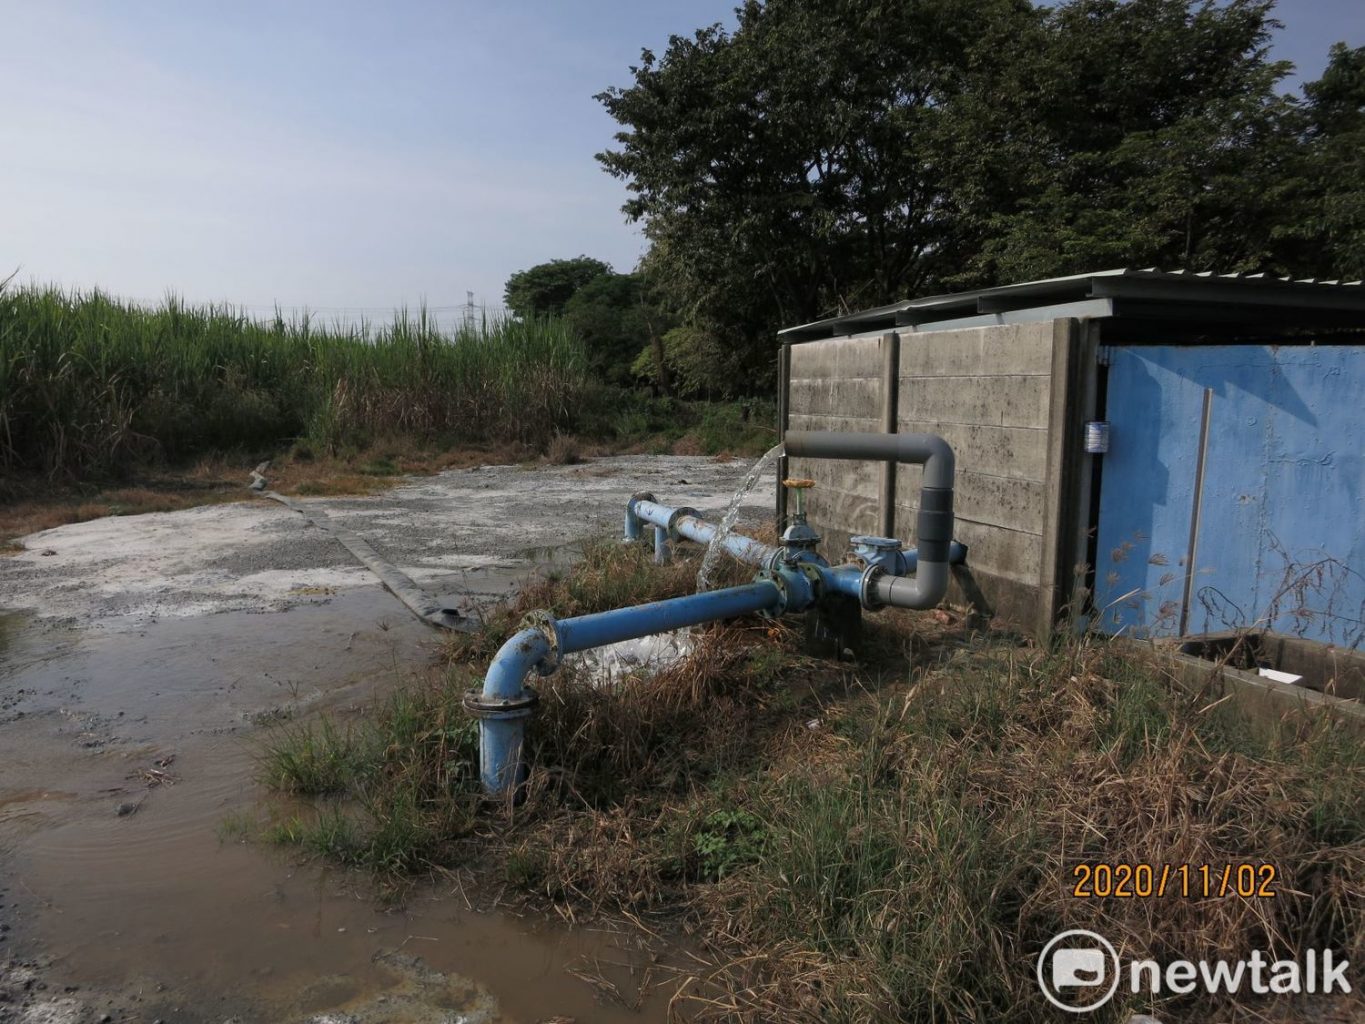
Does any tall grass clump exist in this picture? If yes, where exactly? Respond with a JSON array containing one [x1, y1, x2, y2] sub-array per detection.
[[0, 280, 590, 479], [258, 681, 482, 873]]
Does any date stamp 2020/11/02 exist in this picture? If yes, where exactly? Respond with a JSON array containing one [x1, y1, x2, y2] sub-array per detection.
[[1070, 862, 1280, 899]]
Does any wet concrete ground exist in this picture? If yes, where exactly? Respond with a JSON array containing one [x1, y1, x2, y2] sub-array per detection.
[[0, 455, 774, 1023]]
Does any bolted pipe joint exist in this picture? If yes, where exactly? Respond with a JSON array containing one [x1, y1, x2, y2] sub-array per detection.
[[756, 561, 822, 617], [654, 506, 702, 563], [666, 506, 702, 541], [463, 624, 552, 798]]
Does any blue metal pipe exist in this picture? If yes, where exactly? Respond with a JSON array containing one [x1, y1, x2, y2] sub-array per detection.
[[468, 627, 550, 796], [477, 477, 968, 799], [472, 582, 784, 797], [624, 491, 655, 544], [631, 499, 781, 569], [819, 564, 865, 602], [556, 582, 782, 653]]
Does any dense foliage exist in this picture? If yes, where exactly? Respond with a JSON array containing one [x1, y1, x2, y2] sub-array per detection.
[[591, 0, 1364, 369], [501, 256, 613, 319]]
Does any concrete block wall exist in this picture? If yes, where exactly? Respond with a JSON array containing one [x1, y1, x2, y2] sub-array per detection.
[[786, 321, 1069, 631], [786, 333, 890, 536]]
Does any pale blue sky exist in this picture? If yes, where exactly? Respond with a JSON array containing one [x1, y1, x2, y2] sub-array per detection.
[[2, 1, 1359, 321]]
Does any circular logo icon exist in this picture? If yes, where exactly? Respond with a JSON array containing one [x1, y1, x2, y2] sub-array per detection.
[[1036, 929, 1121, 1013]]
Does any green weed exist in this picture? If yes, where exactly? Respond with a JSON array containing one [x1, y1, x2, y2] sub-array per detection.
[[692, 808, 768, 881], [258, 717, 375, 795], [257, 680, 482, 872]]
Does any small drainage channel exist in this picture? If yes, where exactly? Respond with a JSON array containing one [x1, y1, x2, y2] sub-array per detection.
[[1158, 631, 1365, 728]]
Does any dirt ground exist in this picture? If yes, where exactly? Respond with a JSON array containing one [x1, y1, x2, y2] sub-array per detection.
[[1, 454, 770, 630], [0, 454, 773, 1023]]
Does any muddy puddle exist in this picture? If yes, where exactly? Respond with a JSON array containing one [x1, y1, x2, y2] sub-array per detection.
[[0, 588, 676, 1022], [0, 457, 775, 1021]]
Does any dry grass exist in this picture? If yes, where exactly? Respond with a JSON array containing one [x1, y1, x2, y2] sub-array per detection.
[[679, 640, 1363, 1022], [258, 537, 1363, 1023], [545, 434, 584, 465], [671, 433, 706, 455]]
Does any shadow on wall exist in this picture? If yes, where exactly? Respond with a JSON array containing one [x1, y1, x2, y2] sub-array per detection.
[[1165, 346, 1319, 429]]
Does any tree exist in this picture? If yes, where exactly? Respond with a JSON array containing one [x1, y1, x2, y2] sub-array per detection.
[[956, 0, 1300, 283], [1271, 44, 1365, 279], [596, 0, 1309, 363], [631, 323, 741, 399], [503, 256, 612, 320], [562, 272, 673, 388], [599, 0, 1011, 346]]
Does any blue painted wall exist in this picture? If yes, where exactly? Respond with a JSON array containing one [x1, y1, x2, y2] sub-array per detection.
[[1094, 344, 1364, 647]]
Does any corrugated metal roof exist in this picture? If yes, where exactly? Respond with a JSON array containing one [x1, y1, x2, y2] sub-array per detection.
[[778, 267, 1365, 341]]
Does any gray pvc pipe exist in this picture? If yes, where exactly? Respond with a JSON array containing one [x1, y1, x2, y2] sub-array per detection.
[[873, 561, 950, 611], [781, 429, 957, 611], [783, 430, 954, 488], [878, 334, 900, 538]]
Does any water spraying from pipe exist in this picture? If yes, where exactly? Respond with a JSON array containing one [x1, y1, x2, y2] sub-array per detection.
[[475, 430, 963, 799], [695, 442, 784, 593]]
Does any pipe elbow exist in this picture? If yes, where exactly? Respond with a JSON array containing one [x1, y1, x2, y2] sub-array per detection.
[[873, 561, 951, 610], [482, 627, 552, 701], [914, 434, 955, 490], [470, 626, 550, 798], [624, 491, 657, 543]]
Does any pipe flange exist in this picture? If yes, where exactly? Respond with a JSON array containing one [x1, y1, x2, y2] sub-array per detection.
[[462, 685, 539, 719], [754, 570, 789, 618], [799, 561, 826, 594], [519, 610, 562, 676], [666, 506, 702, 541], [859, 563, 887, 611]]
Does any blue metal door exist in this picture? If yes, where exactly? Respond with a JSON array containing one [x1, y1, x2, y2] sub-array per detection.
[[1094, 344, 1364, 646]]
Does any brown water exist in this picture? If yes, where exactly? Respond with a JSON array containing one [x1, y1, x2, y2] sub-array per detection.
[[0, 586, 677, 1022]]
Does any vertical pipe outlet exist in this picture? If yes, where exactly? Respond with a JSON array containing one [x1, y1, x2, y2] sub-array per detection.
[[463, 628, 548, 797], [878, 332, 900, 538]]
